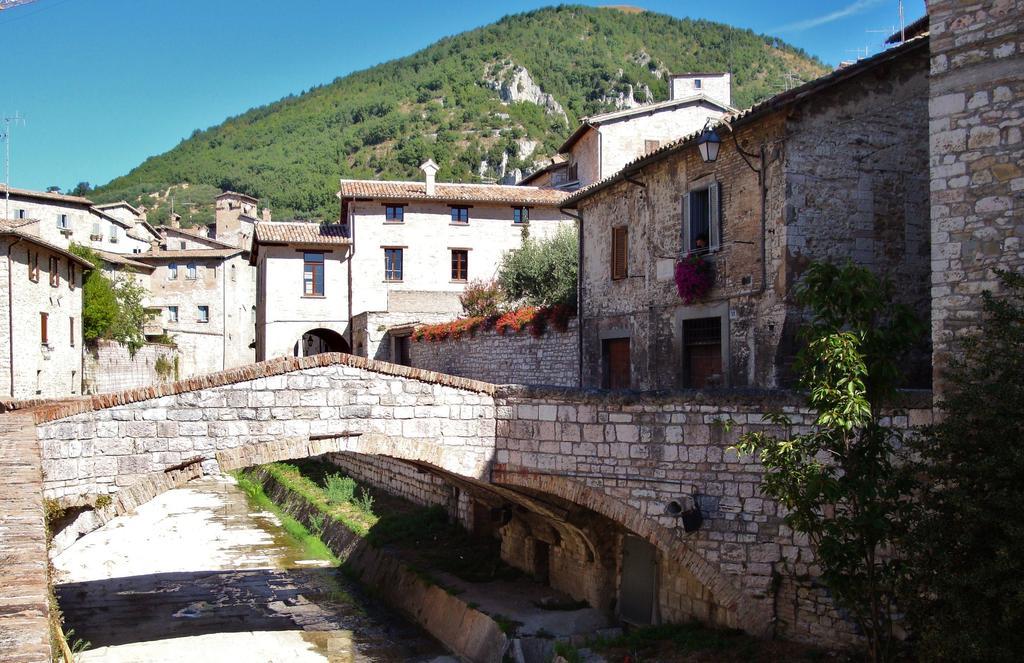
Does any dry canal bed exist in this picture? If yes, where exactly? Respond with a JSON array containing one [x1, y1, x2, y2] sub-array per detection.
[[52, 477, 451, 662]]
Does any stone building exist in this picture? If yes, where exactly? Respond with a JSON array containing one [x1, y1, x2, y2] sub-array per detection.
[[927, 0, 1024, 395], [564, 36, 931, 390], [0, 218, 90, 398], [134, 234, 255, 378], [521, 73, 734, 190]]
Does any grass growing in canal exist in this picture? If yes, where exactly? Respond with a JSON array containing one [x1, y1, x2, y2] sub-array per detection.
[[233, 471, 340, 564]]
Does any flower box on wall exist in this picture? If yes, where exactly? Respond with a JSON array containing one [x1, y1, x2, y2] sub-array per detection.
[[674, 255, 714, 305]]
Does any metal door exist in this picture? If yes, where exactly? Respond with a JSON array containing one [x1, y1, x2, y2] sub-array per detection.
[[620, 535, 657, 624]]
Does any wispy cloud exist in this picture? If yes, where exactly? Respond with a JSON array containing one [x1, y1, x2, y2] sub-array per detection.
[[770, 0, 885, 33]]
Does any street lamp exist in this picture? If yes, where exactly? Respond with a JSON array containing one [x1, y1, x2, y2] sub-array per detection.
[[696, 122, 721, 163]]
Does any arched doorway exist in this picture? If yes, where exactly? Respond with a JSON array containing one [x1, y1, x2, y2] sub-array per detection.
[[296, 328, 349, 357]]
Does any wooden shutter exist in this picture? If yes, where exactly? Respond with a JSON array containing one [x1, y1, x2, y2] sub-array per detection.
[[710, 182, 721, 250], [681, 193, 691, 254], [40, 313, 48, 345], [611, 226, 628, 280], [604, 338, 631, 389]]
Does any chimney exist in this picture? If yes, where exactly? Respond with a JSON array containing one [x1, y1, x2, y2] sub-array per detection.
[[261, 207, 271, 222], [170, 212, 181, 229], [420, 159, 440, 196]]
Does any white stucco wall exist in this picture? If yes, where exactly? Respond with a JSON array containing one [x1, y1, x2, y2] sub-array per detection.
[[348, 200, 571, 317], [4, 195, 149, 255], [596, 101, 728, 180], [669, 73, 732, 106], [256, 244, 350, 361]]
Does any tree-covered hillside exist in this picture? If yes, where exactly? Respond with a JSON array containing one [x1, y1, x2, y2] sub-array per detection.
[[90, 5, 827, 222]]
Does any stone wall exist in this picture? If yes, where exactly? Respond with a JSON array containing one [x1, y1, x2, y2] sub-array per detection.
[[409, 319, 579, 387], [928, 0, 1024, 394], [83, 340, 179, 394], [492, 386, 933, 646]]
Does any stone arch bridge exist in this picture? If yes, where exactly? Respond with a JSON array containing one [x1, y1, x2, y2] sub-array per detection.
[[0, 353, 932, 658]]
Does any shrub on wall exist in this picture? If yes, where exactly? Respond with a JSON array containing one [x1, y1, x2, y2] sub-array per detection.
[[497, 225, 578, 307], [459, 279, 505, 317]]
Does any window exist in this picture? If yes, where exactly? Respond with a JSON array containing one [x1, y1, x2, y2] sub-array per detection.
[[682, 317, 723, 388], [69, 317, 75, 347], [168, 263, 178, 280], [186, 263, 197, 280], [167, 306, 178, 323], [513, 207, 529, 224], [197, 305, 209, 323], [602, 338, 630, 389], [71, 370, 77, 395], [28, 250, 39, 282], [682, 183, 721, 255], [567, 161, 579, 182], [110, 226, 119, 243], [384, 248, 403, 281], [179, 240, 187, 250], [451, 249, 468, 281], [91, 221, 101, 238], [384, 205, 405, 222], [40, 312, 48, 345], [49, 256, 59, 287], [694, 78, 702, 89], [67, 262, 76, 290], [16, 209, 26, 219], [611, 226, 628, 280], [644, 139, 660, 153], [303, 252, 325, 296], [450, 206, 470, 224], [56, 214, 69, 230]]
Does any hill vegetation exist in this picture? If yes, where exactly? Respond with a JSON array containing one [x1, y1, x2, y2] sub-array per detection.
[[89, 5, 827, 223]]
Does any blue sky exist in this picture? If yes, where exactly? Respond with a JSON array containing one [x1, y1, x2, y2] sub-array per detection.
[[1, 0, 925, 193]]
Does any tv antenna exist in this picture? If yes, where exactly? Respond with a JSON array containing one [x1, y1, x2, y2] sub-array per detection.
[[2, 111, 26, 222]]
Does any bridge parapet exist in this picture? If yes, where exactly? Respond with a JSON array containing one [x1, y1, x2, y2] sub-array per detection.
[[30, 354, 497, 501]]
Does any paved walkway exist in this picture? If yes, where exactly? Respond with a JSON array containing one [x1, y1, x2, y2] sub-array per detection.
[[0, 414, 51, 663], [53, 477, 450, 663]]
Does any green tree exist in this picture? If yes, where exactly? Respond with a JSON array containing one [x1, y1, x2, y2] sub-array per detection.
[[899, 270, 1024, 662], [497, 224, 578, 307], [69, 244, 152, 355], [734, 262, 922, 662]]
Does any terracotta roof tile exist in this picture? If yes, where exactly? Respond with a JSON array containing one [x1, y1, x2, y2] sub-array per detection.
[[253, 221, 351, 245], [0, 185, 92, 206], [339, 180, 569, 206], [134, 248, 241, 260]]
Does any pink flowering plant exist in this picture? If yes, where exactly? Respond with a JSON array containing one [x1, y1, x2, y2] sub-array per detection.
[[674, 255, 714, 304]]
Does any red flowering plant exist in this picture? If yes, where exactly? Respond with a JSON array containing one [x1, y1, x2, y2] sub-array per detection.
[[412, 304, 576, 342], [675, 255, 714, 304]]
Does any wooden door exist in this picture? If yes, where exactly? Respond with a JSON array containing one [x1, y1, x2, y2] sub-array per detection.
[[620, 535, 657, 624], [603, 338, 630, 389]]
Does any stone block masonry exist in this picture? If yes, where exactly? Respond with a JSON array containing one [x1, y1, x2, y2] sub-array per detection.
[[409, 318, 579, 387], [83, 340, 179, 394], [0, 414, 52, 663], [928, 0, 1024, 394], [26, 353, 498, 501]]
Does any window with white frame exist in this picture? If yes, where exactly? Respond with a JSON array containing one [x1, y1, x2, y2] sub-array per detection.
[[56, 214, 69, 230], [168, 263, 178, 280], [186, 263, 197, 280], [168, 306, 178, 323], [682, 181, 721, 255], [197, 305, 209, 323]]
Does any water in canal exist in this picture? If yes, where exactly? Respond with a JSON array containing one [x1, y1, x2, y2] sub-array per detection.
[[53, 477, 452, 663]]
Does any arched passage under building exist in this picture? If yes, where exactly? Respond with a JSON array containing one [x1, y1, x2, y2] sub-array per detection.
[[295, 328, 349, 357]]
